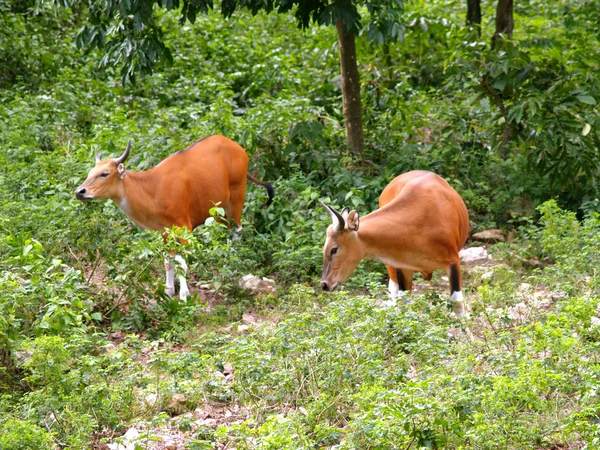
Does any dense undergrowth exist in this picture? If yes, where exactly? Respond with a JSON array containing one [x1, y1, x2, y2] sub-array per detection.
[[1, 0, 600, 448]]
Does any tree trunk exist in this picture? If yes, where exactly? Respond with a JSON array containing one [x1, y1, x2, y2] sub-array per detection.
[[466, 0, 481, 37], [336, 19, 364, 156], [492, 0, 514, 48]]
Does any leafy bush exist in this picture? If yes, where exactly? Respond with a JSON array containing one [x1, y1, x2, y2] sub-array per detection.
[[0, 418, 53, 450], [1, 0, 600, 448]]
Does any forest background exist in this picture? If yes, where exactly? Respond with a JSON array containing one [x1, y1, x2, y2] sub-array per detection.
[[1, 0, 600, 448]]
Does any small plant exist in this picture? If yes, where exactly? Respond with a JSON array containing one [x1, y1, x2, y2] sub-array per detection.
[[0, 418, 54, 450]]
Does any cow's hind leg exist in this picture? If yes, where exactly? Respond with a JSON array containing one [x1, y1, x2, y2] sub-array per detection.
[[397, 269, 414, 294], [162, 226, 192, 300], [448, 261, 467, 318], [174, 254, 190, 300], [228, 183, 247, 239], [165, 259, 176, 297], [164, 255, 190, 300], [384, 266, 412, 307]]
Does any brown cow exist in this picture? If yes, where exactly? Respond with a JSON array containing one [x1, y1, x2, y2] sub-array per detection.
[[75, 135, 273, 299], [320, 170, 469, 316]]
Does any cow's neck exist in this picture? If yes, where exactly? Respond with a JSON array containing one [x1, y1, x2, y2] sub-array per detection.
[[112, 171, 160, 230]]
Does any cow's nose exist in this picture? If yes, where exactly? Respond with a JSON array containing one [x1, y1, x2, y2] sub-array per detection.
[[321, 282, 329, 291], [75, 187, 86, 198]]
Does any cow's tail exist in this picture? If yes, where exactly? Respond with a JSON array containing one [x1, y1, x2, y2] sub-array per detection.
[[247, 174, 274, 208]]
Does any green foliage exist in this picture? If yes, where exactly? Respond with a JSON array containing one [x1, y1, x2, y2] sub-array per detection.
[[470, 43, 598, 202], [59, 0, 404, 83], [2, 0, 600, 448], [0, 418, 53, 450]]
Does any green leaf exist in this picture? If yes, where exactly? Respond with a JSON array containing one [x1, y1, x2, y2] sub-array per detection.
[[515, 65, 534, 85], [491, 79, 507, 91], [577, 95, 597, 105]]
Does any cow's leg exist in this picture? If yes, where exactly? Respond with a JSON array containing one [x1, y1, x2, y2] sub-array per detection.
[[383, 267, 413, 307], [161, 224, 192, 299], [229, 183, 247, 240], [165, 258, 176, 297], [386, 265, 400, 301], [448, 260, 467, 318], [174, 254, 190, 300], [397, 269, 414, 294]]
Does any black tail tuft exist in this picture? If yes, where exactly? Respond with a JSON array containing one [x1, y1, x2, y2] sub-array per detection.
[[262, 182, 275, 208], [247, 173, 274, 209]]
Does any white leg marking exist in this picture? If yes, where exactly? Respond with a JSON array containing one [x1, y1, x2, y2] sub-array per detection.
[[174, 254, 190, 300], [450, 291, 463, 301], [382, 279, 400, 308], [388, 279, 399, 299], [450, 291, 467, 318], [165, 259, 175, 297], [233, 225, 243, 241]]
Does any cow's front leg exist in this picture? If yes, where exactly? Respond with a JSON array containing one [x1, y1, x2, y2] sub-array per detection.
[[175, 254, 190, 300], [165, 258, 176, 297]]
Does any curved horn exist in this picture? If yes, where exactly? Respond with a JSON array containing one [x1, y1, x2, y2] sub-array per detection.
[[114, 140, 131, 165], [95, 147, 101, 163], [320, 202, 345, 232]]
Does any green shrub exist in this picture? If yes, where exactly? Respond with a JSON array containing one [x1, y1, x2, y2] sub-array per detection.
[[0, 418, 53, 450]]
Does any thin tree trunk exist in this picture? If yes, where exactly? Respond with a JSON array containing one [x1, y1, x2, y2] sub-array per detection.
[[492, 0, 514, 48], [336, 18, 364, 156], [466, 0, 481, 37]]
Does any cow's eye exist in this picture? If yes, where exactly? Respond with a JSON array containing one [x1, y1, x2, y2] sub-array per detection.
[[330, 247, 338, 256], [100, 172, 109, 178]]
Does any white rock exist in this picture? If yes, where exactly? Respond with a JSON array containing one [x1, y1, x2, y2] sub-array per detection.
[[459, 247, 489, 265], [591, 317, 600, 327], [472, 229, 505, 243], [124, 428, 140, 439], [519, 283, 532, 292], [242, 312, 260, 324], [239, 274, 277, 297], [108, 428, 141, 450], [144, 393, 158, 406], [172, 393, 186, 404], [532, 298, 553, 310], [508, 302, 528, 321], [103, 343, 116, 353], [14, 350, 33, 365]]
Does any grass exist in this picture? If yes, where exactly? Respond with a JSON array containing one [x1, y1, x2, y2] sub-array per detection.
[[10, 238, 597, 449]]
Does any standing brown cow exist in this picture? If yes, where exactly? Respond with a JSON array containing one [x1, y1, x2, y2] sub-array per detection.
[[76, 135, 273, 299]]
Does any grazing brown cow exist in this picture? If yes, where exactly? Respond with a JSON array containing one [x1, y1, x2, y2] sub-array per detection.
[[320, 170, 469, 316]]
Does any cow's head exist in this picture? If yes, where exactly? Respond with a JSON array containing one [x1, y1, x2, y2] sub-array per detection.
[[320, 202, 363, 292], [75, 141, 131, 200]]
